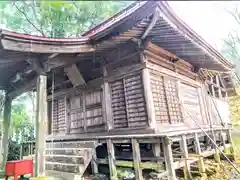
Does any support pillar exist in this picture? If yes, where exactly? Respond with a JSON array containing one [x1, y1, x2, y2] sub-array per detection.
[[141, 53, 156, 129], [132, 138, 143, 180], [211, 131, 221, 163], [91, 141, 98, 174], [107, 139, 117, 180], [35, 75, 48, 176], [1, 94, 12, 169], [226, 129, 235, 160], [194, 133, 206, 176], [180, 135, 192, 180], [162, 137, 176, 180]]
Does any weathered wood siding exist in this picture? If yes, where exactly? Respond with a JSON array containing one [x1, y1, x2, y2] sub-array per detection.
[[51, 97, 67, 134], [49, 88, 104, 135], [207, 96, 231, 125], [68, 93, 84, 134], [150, 70, 182, 125], [110, 73, 148, 129], [180, 83, 202, 127]]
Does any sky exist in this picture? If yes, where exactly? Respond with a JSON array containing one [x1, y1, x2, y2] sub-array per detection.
[[168, 1, 240, 50]]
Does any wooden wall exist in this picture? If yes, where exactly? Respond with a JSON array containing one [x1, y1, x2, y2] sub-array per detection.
[[144, 42, 218, 130], [48, 88, 105, 135], [110, 72, 148, 129], [150, 70, 182, 125]]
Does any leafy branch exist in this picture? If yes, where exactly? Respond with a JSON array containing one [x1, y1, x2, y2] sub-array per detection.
[[13, 2, 46, 36]]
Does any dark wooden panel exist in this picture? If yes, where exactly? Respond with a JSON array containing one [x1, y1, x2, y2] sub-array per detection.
[[164, 78, 182, 124], [150, 72, 169, 124], [51, 97, 67, 134], [111, 80, 128, 128]]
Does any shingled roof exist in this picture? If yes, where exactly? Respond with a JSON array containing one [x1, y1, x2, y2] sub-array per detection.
[[0, 1, 235, 94]]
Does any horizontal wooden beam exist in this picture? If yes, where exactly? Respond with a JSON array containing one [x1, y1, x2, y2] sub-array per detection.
[[146, 62, 200, 87], [1, 39, 95, 53], [8, 77, 37, 99]]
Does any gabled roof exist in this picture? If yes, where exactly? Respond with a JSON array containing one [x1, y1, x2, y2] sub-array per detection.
[[82, 1, 233, 72], [0, 1, 235, 93]]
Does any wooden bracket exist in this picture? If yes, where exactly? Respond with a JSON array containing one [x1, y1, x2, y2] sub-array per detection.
[[64, 64, 86, 87]]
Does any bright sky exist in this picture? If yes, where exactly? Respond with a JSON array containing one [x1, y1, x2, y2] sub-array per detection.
[[168, 1, 240, 50]]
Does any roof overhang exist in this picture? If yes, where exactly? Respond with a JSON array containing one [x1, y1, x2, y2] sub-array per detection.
[[0, 29, 95, 53]]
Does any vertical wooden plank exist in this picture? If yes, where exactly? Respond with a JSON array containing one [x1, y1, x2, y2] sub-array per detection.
[[104, 82, 113, 130], [123, 78, 129, 127], [176, 80, 184, 122], [131, 138, 143, 180], [101, 84, 107, 129], [0, 94, 12, 169], [107, 139, 117, 180], [82, 91, 87, 132], [200, 83, 211, 125], [64, 96, 68, 134], [142, 67, 156, 129], [152, 143, 162, 172], [211, 131, 221, 163], [91, 141, 98, 174], [226, 129, 235, 156], [194, 133, 205, 174], [197, 87, 205, 125], [216, 75, 222, 99], [163, 77, 172, 124], [35, 75, 48, 176], [220, 131, 227, 151], [162, 137, 176, 180], [179, 135, 192, 180]]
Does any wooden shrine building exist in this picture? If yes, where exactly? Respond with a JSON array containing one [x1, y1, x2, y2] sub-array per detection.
[[0, 1, 237, 180]]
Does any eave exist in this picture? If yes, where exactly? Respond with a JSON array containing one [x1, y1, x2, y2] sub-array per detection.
[[0, 29, 94, 53]]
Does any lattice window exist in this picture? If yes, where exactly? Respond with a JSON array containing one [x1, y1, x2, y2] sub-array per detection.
[[124, 75, 147, 127], [52, 97, 66, 134], [111, 74, 147, 129], [150, 75, 169, 124], [69, 95, 84, 133], [164, 79, 183, 124], [111, 80, 128, 128], [85, 90, 103, 126]]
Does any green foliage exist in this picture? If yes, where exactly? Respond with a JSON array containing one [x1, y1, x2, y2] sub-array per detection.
[[7, 140, 20, 161], [229, 90, 240, 124], [0, 1, 133, 37]]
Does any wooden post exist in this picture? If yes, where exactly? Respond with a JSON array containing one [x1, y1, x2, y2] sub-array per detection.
[[104, 82, 113, 130], [141, 53, 156, 129], [162, 137, 176, 180], [220, 131, 226, 151], [35, 75, 48, 176], [194, 133, 205, 175], [1, 94, 12, 169], [211, 131, 221, 163], [131, 138, 143, 180], [142, 68, 156, 129], [82, 91, 87, 132], [107, 139, 117, 180], [226, 129, 235, 158], [91, 141, 98, 174], [180, 135, 192, 180], [152, 141, 162, 172]]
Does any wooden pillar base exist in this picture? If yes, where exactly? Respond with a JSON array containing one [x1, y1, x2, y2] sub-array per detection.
[[163, 137, 176, 180], [213, 150, 221, 163], [107, 139, 117, 180]]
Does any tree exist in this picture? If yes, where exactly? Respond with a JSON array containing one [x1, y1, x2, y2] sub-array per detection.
[[221, 7, 240, 124], [0, 1, 133, 37], [221, 7, 240, 78]]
